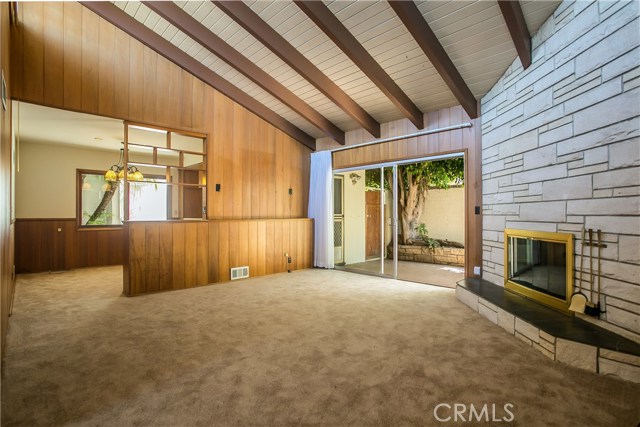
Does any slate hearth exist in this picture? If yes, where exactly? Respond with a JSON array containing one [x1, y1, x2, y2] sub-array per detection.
[[457, 278, 640, 383]]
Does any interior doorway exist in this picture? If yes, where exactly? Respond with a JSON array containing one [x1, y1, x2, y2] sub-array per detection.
[[333, 154, 465, 288]]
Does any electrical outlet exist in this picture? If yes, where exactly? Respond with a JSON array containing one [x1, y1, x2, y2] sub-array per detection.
[[287, 257, 292, 264], [473, 266, 481, 276]]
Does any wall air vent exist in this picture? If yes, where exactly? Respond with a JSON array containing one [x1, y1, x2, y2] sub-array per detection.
[[230, 266, 250, 280]]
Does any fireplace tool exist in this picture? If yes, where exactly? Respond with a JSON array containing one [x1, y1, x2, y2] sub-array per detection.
[[568, 226, 588, 313], [584, 228, 600, 317]]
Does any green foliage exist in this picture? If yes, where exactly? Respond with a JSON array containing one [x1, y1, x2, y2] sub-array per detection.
[[364, 158, 464, 190], [415, 223, 440, 249]]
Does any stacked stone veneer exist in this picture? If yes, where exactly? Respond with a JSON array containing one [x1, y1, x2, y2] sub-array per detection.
[[481, 1, 640, 337], [457, 286, 640, 383], [397, 246, 464, 266]]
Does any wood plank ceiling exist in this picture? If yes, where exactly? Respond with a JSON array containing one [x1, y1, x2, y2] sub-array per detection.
[[104, 0, 560, 148]]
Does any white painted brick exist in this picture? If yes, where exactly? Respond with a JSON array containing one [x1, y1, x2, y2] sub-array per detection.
[[614, 186, 640, 196], [564, 78, 623, 114], [624, 77, 640, 91], [499, 130, 538, 159], [600, 349, 640, 366], [455, 286, 479, 311], [511, 105, 564, 137], [567, 163, 609, 177], [592, 189, 613, 198], [523, 145, 557, 169], [483, 124, 511, 148], [528, 182, 543, 195], [533, 342, 556, 360], [567, 196, 639, 215], [492, 204, 519, 215], [497, 308, 515, 334], [539, 123, 573, 146], [593, 167, 640, 189], [556, 339, 598, 371], [602, 47, 640, 81], [575, 19, 640, 77], [545, 2, 599, 60], [542, 175, 592, 200], [554, 75, 600, 105], [478, 302, 498, 324], [619, 235, 640, 263], [573, 88, 640, 136], [512, 164, 567, 185], [557, 118, 639, 156], [505, 221, 557, 233], [483, 215, 506, 232], [518, 201, 567, 222], [515, 318, 540, 343], [515, 332, 533, 346], [609, 139, 640, 169], [583, 146, 608, 165], [607, 305, 640, 333], [483, 159, 505, 175], [537, 337, 556, 353], [585, 216, 640, 235], [600, 259, 640, 284], [532, 61, 575, 94], [540, 330, 556, 344], [599, 358, 640, 383]]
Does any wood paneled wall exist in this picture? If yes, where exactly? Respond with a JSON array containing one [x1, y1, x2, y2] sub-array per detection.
[[124, 219, 314, 296], [1, 3, 13, 357], [14, 219, 124, 273], [11, 2, 311, 220], [330, 105, 482, 278]]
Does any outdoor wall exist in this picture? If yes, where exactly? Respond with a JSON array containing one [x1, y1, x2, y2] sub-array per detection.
[[337, 171, 366, 264], [481, 1, 639, 336], [16, 141, 117, 218], [421, 187, 465, 244]]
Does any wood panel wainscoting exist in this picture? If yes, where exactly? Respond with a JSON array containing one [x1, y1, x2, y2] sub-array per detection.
[[15, 219, 124, 273], [330, 105, 482, 278], [124, 219, 314, 296]]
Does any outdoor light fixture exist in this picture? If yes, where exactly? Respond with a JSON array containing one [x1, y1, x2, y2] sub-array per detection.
[[104, 148, 144, 182], [349, 172, 361, 185]]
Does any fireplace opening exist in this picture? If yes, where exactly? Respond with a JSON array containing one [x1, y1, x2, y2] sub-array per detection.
[[504, 229, 574, 312]]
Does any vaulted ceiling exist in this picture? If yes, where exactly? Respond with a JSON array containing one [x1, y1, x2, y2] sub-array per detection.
[[88, 1, 560, 147]]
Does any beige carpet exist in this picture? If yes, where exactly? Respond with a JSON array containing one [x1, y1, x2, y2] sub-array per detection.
[[2, 266, 638, 427]]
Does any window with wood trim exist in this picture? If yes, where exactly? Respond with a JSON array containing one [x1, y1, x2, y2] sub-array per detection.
[[124, 122, 207, 221]]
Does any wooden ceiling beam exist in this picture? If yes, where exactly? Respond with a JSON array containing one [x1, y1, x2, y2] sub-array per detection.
[[212, 0, 381, 138], [498, 0, 532, 70], [144, 1, 345, 145], [294, 1, 424, 129], [388, 1, 478, 119], [79, 1, 316, 150]]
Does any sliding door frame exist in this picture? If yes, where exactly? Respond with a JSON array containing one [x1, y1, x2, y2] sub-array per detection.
[[334, 151, 465, 281]]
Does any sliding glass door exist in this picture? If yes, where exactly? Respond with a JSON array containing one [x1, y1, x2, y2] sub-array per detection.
[[333, 165, 397, 278], [334, 152, 465, 288]]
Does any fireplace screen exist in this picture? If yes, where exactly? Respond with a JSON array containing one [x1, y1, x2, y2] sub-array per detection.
[[504, 230, 574, 311]]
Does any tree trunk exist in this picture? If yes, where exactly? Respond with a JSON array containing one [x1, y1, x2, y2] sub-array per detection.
[[396, 168, 427, 244], [86, 181, 119, 224]]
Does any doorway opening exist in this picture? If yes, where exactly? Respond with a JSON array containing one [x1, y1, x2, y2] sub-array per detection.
[[333, 153, 465, 288]]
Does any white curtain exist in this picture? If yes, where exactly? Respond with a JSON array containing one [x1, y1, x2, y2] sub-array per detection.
[[308, 151, 334, 269]]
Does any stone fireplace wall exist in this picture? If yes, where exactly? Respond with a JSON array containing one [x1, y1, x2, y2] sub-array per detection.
[[481, 1, 639, 336]]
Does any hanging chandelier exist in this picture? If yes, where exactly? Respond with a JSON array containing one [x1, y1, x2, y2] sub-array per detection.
[[104, 148, 144, 182]]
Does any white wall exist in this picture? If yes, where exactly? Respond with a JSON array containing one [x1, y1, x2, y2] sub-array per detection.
[[338, 171, 366, 264], [481, 1, 640, 336], [420, 187, 465, 244], [16, 141, 118, 218]]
